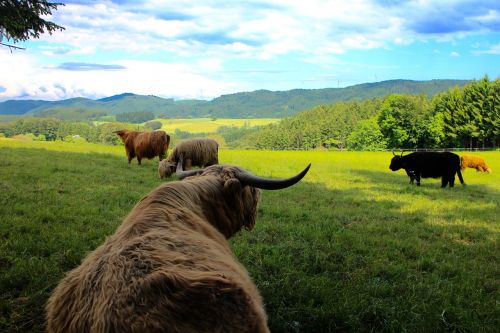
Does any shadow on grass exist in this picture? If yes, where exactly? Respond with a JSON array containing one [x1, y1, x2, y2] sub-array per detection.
[[350, 168, 499, 229], [237, 175, 498, 333]]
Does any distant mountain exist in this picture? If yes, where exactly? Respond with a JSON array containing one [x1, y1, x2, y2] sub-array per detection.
[[0, 79, 470, 119], [97, 92, 136, 102], [0, 100, 52, 115]]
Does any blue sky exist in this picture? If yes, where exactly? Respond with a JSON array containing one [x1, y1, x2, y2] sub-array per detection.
[[0, 0, 499, 101]]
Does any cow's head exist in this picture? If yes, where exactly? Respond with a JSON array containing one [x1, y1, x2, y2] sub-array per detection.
[[389, 150, 405, 171], [158, 159, 176, 178], [176, 157, 311, 237], [113, 129, 130, 143]]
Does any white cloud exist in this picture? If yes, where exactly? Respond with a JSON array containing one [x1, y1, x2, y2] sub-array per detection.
[[42, 1, 408, 58], [42, 1, 497, 59], [450, 51, 460, 57], [472, 43, 500, 55], [0, 49, 238, 100]]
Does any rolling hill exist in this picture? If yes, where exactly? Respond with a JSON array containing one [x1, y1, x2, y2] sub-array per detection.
[[0, 79, 470, 119]]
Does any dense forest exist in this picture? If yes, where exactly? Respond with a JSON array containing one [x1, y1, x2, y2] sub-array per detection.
[[0, 77, 498, 150], [231, 76, 499, 150]]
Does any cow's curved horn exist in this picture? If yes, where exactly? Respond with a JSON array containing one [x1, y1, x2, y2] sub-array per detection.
[[237, 163, 311, 190], [392, 150, 396, 156], [176, 168, 205, 179], [400, 151, 404, 157], [176, 155, 205, 179]]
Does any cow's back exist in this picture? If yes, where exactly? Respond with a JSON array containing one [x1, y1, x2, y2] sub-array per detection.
[[408, 152, 460, 178], [134, 131, 169, 159], [47, 221, 267, 333]]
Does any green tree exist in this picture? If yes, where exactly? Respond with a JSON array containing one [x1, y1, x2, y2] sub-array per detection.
[[251, 99, 381, 150], [97, 122, 136, 145], [144, 121, 162, 130], [434, 76, 499, 148], [460, 80, 484, 148], [424, 112, 446, 148], [347, 117, 387, 151], [432, 87, 463, 147], [116, 111, 155, 124], [488, 78, 500, 147], [466, 76, 499, 148], [378, 94, 431, 149], [0, 1, 64, 49], [13, 117, 60, 140]]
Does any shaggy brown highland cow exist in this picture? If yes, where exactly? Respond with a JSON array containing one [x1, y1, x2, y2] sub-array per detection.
[[46, 158, 311, 333], [158, 138, 219, 178], [114, 129, 170, 165], [460, 155, 492, 173]]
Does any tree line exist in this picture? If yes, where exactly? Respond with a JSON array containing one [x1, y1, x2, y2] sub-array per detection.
[[0, 118, 139, 145], [237, 76, 498, 150], [0, 77, 497, 150]]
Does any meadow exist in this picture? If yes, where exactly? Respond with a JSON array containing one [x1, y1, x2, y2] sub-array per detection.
[[157, 117, 280, 133], [0, 138, 498, 332]]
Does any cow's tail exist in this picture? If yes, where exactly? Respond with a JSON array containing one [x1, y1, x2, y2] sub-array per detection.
[[164, 133, 171, 154], [456, 160, 465, 185]]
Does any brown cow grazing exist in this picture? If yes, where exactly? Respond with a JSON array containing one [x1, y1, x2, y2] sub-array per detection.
[[46, 158, 311, 333], [158, 138, 219, 178], [460, 155, 492, 173], [114, 129, 170, 165]]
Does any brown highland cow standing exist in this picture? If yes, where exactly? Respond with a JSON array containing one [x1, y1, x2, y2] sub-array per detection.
[[114, 129, 170, 165], [46, 158, 311, 333], [158, 138, 219, 178], [460, 155, 492, 173]]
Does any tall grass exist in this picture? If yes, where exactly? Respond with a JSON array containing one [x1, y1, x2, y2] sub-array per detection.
[[0, 139, 498, 332]]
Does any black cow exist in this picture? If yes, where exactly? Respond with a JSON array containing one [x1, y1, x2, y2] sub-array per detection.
[[389, 151, 465, 188]]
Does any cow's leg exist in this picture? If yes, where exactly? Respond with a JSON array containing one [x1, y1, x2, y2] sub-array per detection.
[[449, 174, 455, 187], [137, 157, 142, 165], [441, 176, 449, 188], [128, 151, 135, 164], [405, 169, 414, 184], [184, 158, 193, 170], [456, 169, 465, 185], [415, 172, 421, 186]]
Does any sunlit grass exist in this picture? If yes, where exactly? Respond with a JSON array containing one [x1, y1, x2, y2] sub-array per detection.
[[157, 117, 280, 133], [0, 138, 125, 156], [0, 139, 498, 332]]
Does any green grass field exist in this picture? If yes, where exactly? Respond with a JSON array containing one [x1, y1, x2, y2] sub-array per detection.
[[157, 117, 279, 133], [92, 118, 279, 133], [0, 139, 498, 332]]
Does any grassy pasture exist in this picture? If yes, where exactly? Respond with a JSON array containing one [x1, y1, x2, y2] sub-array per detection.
[[157, 117, 280, 133], [0, 139, 498, 332]]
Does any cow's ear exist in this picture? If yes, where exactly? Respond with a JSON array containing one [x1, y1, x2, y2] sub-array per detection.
[[223, 178, 242, 195]]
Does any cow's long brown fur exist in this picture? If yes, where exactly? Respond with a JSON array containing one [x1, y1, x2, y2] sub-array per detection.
[[460, 155, 491, 173], [115, 130, 170, 165], [46, 165, 270, 333], [158, 138, 219, 178]]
